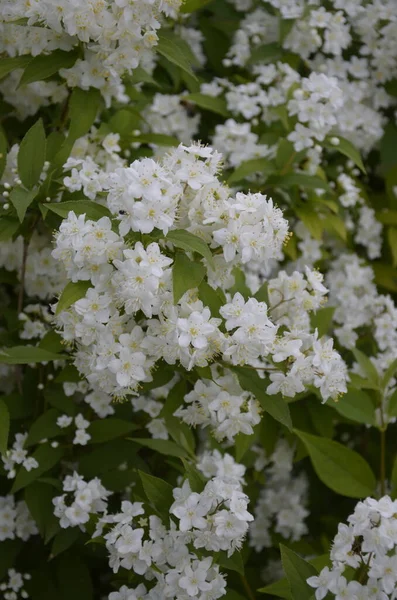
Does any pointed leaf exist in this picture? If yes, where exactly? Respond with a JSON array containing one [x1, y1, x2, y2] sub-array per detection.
[[18, 119, 46, 189]]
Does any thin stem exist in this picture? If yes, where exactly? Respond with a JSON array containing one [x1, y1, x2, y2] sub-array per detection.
[[240, 574, 256, 600]]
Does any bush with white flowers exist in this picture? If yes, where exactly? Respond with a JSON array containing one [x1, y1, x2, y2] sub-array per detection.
[[1, 0, 397, 598]]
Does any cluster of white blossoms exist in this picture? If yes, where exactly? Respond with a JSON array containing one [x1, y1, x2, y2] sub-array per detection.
[[52, 472, 111, 530], [0, 496, 38, 542], [0, 0, 182, 106], [0, 569, 31, 600], [249, 440, 309, 551], [93, 450, 250, 599], [142, 94, 201, 146], [52, 144, 347, 409], [203, 64, 382, 156], [307, 496, 397, 600], [212, 118, 275, 169], [56, 412, 91, 445], [1, 433, 39, 480]]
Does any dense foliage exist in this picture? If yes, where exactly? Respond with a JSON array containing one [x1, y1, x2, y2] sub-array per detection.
[[0, 0, 397, 598]]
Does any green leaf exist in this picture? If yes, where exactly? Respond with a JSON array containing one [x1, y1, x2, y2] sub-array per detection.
[[51, 528, 80, 558], [181, 459, 206, 492], [0, 399, 10, 455], [295, 205, 323, 240], [258, 577, 292, 598], [56, 281, 92, 315], [233, 368, 292, 430], [26, 409, 62, 446], [351, 348, 380, 387], [280, 544, 317, 600], [248, 42, 282, 65], [324, 136, 366, 174], [218, 550, 245, 576], [19, 49, 79, 86], [139, 470, 174, 515], [173, 253, 206, 303], [388, 227, 397, 267], [68, 87, 102, 142], [156, 31, 198, 80], [131, 438, 189, 458], [131, 133, 179, 147], [0, 345, 68, 364], [332, 389, 375, 426], [0, 217, 20, 241], [0, 127, 7, 179], [180, 0, 214, 12], [9, 187, 37, 222], [184, 93, 229, 117], [24, 482, 58, 539], [56, 553, 93, 600], [11, 445, 64, 493], [42, 200, 112, 221], [267, 173, 331, 192], [310, 306, 335, 337], [167, 229, 215, 268], [0, 55, 32, 80], [88, 418, 139, 444], [129, 66, 159, 86], [198, 281, 225, 318], [17, 119, 46, 189], [324, 213, 347, 241], [387, 389, 397, 418], [382, 357, 397, 389], [228, 158, 275, 184], [294, 429, 376, 498]]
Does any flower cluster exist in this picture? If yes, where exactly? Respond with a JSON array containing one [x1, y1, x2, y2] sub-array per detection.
[[95, 450, 250, 599], [1, 0, 182, 105], [0, 496, 38, 542], [1, 433, 39, 480], [308, 496, 397, 599], [0, 569, 31, 600], [53, 472, 111, 529]]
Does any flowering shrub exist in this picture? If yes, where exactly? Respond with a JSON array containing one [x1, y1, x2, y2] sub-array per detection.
[[0, 0, 397, 598]]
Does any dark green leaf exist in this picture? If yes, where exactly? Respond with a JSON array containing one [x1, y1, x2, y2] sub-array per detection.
[[167, 229, 215, 268], [184, 93, 229, 117], [0, 399, 10, 455], [173, 253, 206, 303], [131, 437, 189, 458], [139, 470, 174, 515], [351, 348, 379, 387], [333, 389, 375, 425], [18, 119, 46, 189], [228, 158, 275, 184], [0, 56, 32, 80], [42, 200, 112, 221], [51, 528, 80, 558], [218, 550, 245, 576], [324, 136, 366, 173], [0, 345, 68, 364], [233, 368, 292, 430], [180, 0, 214, 12], [267, 173, 331, 192], [56, 553, 93, 600], [156, 31, 198, 80], [26, 409, 62, 446], [19, 49, 79, 86], [11, 445, 64, 493], [310, 306, 335, 337], [294, 429, 376, 498], [56, 280, 92, 315], [88, 418, 139, 444], [0, 217, 20, 241], [9, 187, 37, 222], [280, 544, 317, 600]]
